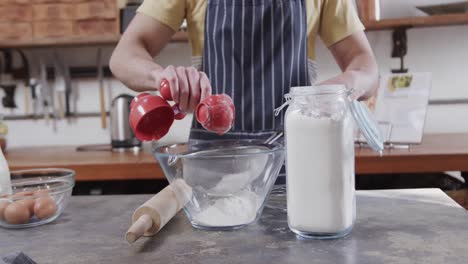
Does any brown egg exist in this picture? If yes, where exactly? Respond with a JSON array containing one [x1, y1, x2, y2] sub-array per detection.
[[4, 202, 31, 225], [0, 200, 12, 221], [34, 197, 57, 220], [17, 199, 35, 215]]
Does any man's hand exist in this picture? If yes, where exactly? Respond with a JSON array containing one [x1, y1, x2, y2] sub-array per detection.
[[319, 70, 368, 101], [320, 31, 379, 101], [109, 13, 213, 113], [152, 66, 212, 112]]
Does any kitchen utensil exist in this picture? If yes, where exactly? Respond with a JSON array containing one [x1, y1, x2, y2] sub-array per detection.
[[16, 50, 31, 116], [154, 139, 285, 230], [97, 48, 107, 129], [0, 168, 75, 229], [129, 91, 185, 141], [63, 60, 72, 117], [26, 53, 40, 119], [129, 80, 235, 141], [162, 135, 283, 201], [168, 131, 283, 166], [38, 58, 51, 123], [77, 94, 143, 153], [160, 81, 234, 134], [110, 94, 142, 149], [180, 137, 282, 196], [0, 84, 17, 109], [0, 50, 17, 109], [265, 131, 284, 145], [24, 86, 30, 115], [29, 79, 39, 119], [194, 94, 235, 135], [53, 51, 66, 119], [125, 179, 192, 244], [70, 69, 79, 118]]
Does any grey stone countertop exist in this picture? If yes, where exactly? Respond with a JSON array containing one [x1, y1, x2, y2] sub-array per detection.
[[0, 189, 467, 264]]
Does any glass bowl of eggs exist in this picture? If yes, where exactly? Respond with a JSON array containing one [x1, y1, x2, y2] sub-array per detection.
[[0, 168, 75, 229]]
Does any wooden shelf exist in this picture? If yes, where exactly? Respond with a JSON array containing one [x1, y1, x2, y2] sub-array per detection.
[[0, 31, 188, 49], [0, 35, 121, 49], [365, 13, 468, 31]]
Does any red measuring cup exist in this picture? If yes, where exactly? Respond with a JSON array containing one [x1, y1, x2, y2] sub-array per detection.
[[160, 80, 235, 134], [129, 80, 235, 141], [196, 94, 235, 135]]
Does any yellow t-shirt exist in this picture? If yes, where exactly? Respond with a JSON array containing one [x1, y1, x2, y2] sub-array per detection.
[[137, 0, 364, 60]]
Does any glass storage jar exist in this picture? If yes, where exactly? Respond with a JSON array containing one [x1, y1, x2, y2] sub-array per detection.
[[281, 85, 383, 239]]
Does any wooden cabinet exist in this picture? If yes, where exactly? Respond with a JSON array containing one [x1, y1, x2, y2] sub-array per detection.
[[0, 23, 32, 41], [75, 0, 117, 20], [0, 0, 189, 48], [32, 3, 76, 21], [357, 0, 468, 30], [0, 0, 121, 48], [0, 5, 33, 22]]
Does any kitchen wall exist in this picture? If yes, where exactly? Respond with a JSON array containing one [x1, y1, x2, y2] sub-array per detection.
[[2, 24, 468, 148], [318, 25, 468, 134]]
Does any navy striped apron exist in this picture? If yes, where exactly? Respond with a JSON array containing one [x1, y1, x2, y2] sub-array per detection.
[[190, 0, 310, 142]]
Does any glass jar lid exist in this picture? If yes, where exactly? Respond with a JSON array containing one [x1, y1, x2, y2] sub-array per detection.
[[277, 86, 385, 154], [349, 101, 384, 154], [289, 85, 347, 96]]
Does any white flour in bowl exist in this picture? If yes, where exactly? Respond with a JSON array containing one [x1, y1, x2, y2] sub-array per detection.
[[193, 190, 258, 227]]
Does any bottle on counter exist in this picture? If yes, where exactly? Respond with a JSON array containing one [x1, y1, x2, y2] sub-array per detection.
[[280, 85, 383, 239], [0, 148, 12, 195]]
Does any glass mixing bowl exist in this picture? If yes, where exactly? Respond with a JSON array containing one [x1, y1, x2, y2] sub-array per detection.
[[154, 140, 285, 230], [0, 168, 75, 229]]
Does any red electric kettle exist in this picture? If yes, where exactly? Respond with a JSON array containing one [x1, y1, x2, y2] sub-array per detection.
[[129, 80, 235, 141]]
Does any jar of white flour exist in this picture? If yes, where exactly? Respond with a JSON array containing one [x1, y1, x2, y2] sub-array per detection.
[[279, 85, 383, 239]]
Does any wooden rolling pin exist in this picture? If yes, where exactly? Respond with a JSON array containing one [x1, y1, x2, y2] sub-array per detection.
[[126, 179, 192, 244]]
